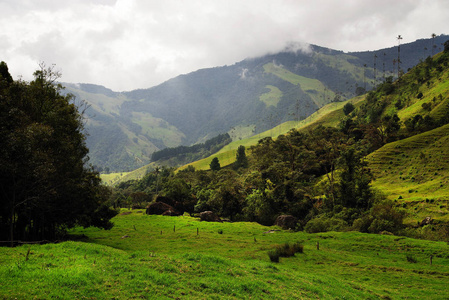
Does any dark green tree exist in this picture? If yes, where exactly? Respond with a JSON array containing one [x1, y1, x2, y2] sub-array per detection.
[[210, 157, 221, 171], [234, 145, 248, 169], [0, 62, 117, 245], [343, 102, 355, 115], [444, 40, 449, 53], [337, 148, 373, 212]]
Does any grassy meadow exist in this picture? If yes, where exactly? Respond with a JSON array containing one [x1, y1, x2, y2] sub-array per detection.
[[1, 210, 449, 299]]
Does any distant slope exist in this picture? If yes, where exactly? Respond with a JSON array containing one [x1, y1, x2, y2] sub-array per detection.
[[64, 84, 185, 171]]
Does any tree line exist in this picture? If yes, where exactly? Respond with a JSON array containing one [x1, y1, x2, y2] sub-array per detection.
[[0, 62, 117, 246]]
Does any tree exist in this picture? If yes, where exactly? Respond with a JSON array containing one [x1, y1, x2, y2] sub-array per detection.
[[210, 157, 221, 171], [0, 62, 117, 245], [343, 102, 355, 116], [431, 33, 437, 56], [444, 40, 449, 53], [337, 148, 373, 213], [397, 35, 403, 78], [234, 145, 248, 169]]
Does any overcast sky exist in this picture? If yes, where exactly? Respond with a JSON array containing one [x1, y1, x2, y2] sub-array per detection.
[[1, 0, 448, 91]]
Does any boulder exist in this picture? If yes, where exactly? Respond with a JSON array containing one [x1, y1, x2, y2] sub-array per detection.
[[274, 215, 298, 230], [419, 216, 433, 227], [155, 196, 184, 214], [199, 211, 222, 222], [146, 202, 181, 216]]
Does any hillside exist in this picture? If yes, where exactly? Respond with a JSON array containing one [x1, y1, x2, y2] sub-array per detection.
[[64, 35, 448, 172], [367, 124, 449, 224]]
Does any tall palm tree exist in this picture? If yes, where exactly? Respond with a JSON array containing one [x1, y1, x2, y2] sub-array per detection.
[[397, 35, 403, 78], [155, 166, 161, 195], [373, 54, 378, 86], [431, 33, 437, 56]]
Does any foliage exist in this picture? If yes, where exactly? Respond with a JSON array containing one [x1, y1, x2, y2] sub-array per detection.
[[0, 62, 117, 244], [268, 242, 304, 262], [209, 157, 221, 171], [352, 200, 405, 234], [234, 145, 248, 169], [342, 102, 355, 115], [304, 215, 349, 233]]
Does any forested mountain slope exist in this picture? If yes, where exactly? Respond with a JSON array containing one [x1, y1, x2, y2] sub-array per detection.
[[65, 35, 448, 172]]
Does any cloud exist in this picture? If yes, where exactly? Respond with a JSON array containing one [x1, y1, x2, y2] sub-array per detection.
[[1, 0, 449, 91]]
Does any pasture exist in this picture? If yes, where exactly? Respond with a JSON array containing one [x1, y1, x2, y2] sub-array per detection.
[[1, 210, 449, 299]]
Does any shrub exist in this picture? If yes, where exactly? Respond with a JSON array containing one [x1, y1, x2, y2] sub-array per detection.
[[304, 216, 348, 233], [406, 254, 418, 263], [268, 250, 280, 262], [343, 102, 355, 115], [267, 242, 304, 262], [353, 201, 405, 234]]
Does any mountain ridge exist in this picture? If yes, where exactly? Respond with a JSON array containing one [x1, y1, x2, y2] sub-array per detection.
[[63, 35, 449, 172]]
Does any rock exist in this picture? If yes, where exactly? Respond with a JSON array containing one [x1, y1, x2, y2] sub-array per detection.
[[146, 202, 181, 216], [162, 209, 181, 216], [155, 196, 184, 214], [274, 215, 298, 230], [420, 216, 433, 227], [263, 229, 281, 234], [199, 211, 222, 222], [380, 231, 394, 235]]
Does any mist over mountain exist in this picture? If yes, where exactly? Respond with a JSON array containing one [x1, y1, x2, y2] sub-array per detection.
[[63, 35, 449, 172]]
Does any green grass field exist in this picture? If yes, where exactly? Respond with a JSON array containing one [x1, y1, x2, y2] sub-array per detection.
[[1, 210, 449, 299], [259, 85, 283, 107], [263, 63, 336, 107]]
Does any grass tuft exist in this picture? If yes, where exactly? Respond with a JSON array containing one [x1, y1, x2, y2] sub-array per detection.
[[406, 254, 418, 263], [268, 242, 304, 262]]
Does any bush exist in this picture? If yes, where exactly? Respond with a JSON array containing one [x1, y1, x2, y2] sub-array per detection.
[[343, 102, 355, 115], [268, 250, 280, 263], [267, 242, 304, 262], [353, 201, 405, 234], [304, 216, 348, 233], [406, 254, 417, 263]]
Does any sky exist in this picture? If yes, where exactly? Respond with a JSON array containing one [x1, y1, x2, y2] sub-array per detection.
[[1, 0, 449, 91]]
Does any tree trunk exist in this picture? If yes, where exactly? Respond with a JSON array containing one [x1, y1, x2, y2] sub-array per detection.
[[10, 206, 14, 247]]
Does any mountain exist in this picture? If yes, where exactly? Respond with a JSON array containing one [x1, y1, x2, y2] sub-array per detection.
[[64, 35, 449, 172]]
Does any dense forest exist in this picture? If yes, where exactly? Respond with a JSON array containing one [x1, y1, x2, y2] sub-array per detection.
[[0, 62, 117, 245], [112, 41, 449, 239]]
